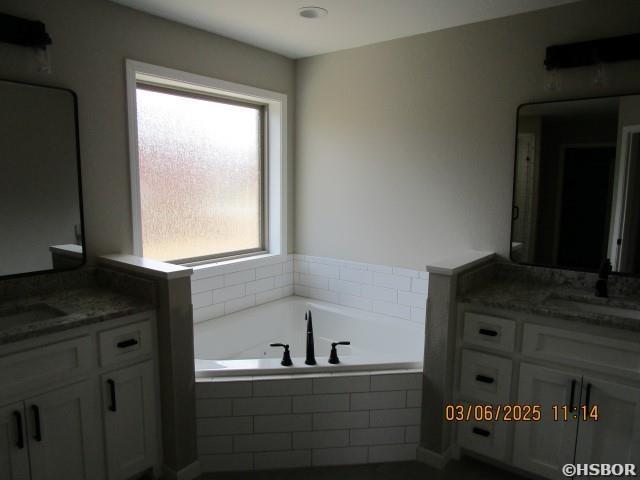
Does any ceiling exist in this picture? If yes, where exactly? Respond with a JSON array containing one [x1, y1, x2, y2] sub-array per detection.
[[111, 0, 579, 59]]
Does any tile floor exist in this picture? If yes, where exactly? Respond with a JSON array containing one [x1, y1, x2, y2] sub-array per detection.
[[198, 457, 528, 479]]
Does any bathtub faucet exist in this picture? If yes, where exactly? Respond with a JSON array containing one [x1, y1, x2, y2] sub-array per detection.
[[304, 310, 317, 365]]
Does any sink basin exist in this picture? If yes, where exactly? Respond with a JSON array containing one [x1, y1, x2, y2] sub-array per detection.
[[0, 304, 66, 329], [543, 297, 640, 320]]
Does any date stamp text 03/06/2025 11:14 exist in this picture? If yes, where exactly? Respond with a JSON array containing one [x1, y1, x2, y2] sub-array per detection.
[[444, 403, 600, 422]]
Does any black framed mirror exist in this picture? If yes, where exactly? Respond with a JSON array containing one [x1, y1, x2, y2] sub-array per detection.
[[511, 93, 640, 276], [0, 79, 85, 278]]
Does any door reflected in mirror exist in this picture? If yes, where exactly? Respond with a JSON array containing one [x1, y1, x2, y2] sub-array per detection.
[[0, 80, 85, 278], [512, 94, 640, 275]]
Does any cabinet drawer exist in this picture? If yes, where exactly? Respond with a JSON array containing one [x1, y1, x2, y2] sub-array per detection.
[[459, 349, 513, 403], [463, 312, 516, 352], [99, 321, 152, 367], [457, 410, 508, 461], [522, 323, 640, 378], [0, 336, 91, 394]]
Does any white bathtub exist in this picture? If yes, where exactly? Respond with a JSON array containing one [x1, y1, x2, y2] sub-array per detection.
[[194, 296, 424, 377]]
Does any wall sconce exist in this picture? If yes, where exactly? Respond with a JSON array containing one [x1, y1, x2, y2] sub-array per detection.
[[544, 33, 640, 71], [0, 13, 53, 73], [543, 69, 562, 92], [592, 63, 608, 88], [543, 32, 640, 91]]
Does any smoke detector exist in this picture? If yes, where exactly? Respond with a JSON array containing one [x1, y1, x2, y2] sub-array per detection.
[[298, 6, 328, 19]]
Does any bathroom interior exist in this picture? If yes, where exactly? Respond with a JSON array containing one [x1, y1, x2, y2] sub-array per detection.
[[1, 0, 640, 479]]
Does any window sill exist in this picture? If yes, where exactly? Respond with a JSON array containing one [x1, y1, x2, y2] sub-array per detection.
[[191, 252, 290, 279]]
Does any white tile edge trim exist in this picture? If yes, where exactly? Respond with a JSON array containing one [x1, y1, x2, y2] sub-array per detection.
[[162, 460, 202, 480], [195, 368, 423, 384], [100, 254, 193, 279], [416, 445, 452, 470], [426, 251, 495, 276], [193, 253, 292, 279]]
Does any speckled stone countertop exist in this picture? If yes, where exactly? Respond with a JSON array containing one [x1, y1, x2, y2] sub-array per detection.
[[460, 263, 640, 332], [0, 268, 155, 346], [0, 287, 154, 345]]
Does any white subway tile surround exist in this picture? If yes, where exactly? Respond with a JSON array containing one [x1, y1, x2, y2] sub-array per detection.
[[191, 254, 428, 324], [192, 255, 427, 471], [192, 255, 294, 323], [196, 371, 422, 472], [294, 255, 427, 322]]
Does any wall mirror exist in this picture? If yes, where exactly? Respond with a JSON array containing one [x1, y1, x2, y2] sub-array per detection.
[[511, 93, 640, 275], [0, 79, 85, 278]]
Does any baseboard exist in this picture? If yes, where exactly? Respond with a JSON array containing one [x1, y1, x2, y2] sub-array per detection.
[[416, 445, 452, 470], [162, 460, 201, 480]]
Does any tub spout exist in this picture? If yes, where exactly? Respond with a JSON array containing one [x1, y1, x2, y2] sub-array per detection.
[[305, 310, 317, 365]]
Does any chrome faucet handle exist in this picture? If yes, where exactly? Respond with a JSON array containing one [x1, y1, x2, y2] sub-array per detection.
[[270, 343, 293, 366], [328, 341, 350, 364]]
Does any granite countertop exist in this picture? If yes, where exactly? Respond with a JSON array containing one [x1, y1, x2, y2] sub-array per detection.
[[0, 286, 154, 346], [461, 280, 640, 332]]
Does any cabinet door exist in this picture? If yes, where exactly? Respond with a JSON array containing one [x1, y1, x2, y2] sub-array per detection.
[[575, 377, 640, 468], [0, 403, 30, 480], [513, 363, 580, 480], [102, 361, 157, 480], [27, 380, 104, 480]]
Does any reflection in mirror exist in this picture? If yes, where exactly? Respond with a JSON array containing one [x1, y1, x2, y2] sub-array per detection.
[[512, 94, 640, 275], [0, 80, 84, 277]]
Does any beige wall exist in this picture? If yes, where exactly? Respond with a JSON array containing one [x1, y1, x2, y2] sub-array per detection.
[[0, 0, 295, 264], [295, 0, 640, 270]]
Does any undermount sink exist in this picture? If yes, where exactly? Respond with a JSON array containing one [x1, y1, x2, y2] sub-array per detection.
[[543, 297, 640, 320], [0, 304, 66, 329]]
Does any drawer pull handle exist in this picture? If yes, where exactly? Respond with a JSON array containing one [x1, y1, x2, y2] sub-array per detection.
[[472, 427, 490, 437], [117, 338, 138, 349], [569, 379, 577, 409], [31, 405, 42, 442], [13, 411, 24, 449], [107, 379, 117, 412], [475, 375, 495, 384], [585, 383, 592, 410], [478, 328, 498, 337]]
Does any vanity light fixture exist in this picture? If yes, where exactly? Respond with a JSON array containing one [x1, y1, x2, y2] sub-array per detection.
[[0, 13, 52, 48], [298, 6, 328, 19], [0, 13, 53, 73], [544, 33, 640, 70]]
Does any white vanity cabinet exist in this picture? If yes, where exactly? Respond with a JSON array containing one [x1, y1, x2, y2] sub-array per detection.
[[512, 363, 580, 479], [573, 376, 640, 467], [454, 305, 640, 480], [0, 311, 159, 480], [102, 361, 157, 480], [26, 380, 103, 480]]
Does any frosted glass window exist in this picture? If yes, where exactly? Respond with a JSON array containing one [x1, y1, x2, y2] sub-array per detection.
[[135, 86, 264, 262]]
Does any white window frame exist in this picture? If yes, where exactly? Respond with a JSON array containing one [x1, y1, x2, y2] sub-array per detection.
[[125, 60, 287, 266]]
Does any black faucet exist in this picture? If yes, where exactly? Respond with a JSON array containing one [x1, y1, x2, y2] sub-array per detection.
[[595, 257, 612, 298], [305, 310, 316, 365]]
